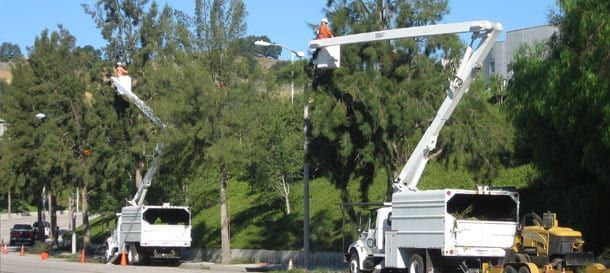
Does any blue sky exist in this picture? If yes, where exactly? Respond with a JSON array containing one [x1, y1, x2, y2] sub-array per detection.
[[0, 0, 557, 60]]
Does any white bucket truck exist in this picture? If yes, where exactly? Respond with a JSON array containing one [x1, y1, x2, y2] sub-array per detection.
[[103, 75, 192, 265], [310, 21, 519, 273]]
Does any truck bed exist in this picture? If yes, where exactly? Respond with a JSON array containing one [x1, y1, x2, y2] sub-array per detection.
[[390, 188, 519, 256]]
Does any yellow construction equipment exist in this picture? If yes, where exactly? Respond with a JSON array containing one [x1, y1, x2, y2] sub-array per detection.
[[487, 212, 609, 273]]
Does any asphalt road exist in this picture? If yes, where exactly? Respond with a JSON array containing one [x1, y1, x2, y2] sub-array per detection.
[[0, 211, 90, 245], [0, 252, 224, 273]]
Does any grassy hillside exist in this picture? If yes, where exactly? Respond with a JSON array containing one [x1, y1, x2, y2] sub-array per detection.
[[0, 62, 12, 84], [189, 160, 534, 252]]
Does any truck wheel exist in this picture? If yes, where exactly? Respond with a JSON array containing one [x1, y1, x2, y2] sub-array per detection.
[[349, 251, 361, 273], [128, 245, 141, 264], [518, 266, 531, 273], [408, 253, 424, 273], [102, 243, 109, 263], [504, 265, 518, 273]]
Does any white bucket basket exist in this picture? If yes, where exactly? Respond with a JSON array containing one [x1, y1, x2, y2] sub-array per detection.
[[314, 45, 341, 70]]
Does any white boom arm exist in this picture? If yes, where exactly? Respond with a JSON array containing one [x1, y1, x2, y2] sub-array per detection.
[[309, 21, 502, 192], [111, 76, 165, 205]]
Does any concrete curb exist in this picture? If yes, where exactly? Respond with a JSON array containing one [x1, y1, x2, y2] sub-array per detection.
[[180, 262, 286, 272]]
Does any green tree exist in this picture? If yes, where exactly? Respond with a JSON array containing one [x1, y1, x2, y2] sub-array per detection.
[[195, 0, 247, 85], [0, 42, 23, 62], [507, 0, 610, 251], [240, 99, 302, 215], [0, 26, 108, 245], [83, 0, 149, 63], [310, 0, 464, 203]]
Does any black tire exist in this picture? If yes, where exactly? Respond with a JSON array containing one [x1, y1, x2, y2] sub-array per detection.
[[349, 251, 361, 273], [408, 253, 424, 273], [515, 254, 530, 263], [551, 258, 564, 271], [101, 243, 110, 264], [504, 265, 518, 273], [518, 266, 531, 273]]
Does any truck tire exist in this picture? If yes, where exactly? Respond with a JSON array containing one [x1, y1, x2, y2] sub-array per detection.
[[128, 245, 141, 264], [102, 243, 110, 263], [408, 253, 424, 273], [518, 266, 531, 273], [349, 251, 362, 273], [504, 265, 518, 273]]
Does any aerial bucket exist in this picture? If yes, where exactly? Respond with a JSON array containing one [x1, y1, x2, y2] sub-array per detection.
[[313, 45, 341, 70]]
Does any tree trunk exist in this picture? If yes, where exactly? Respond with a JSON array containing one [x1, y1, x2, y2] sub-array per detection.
[[81, 184, 90, 251], [219, 163, 231, 264], [135, 160, 144, 190], [385, 164, 395, 202], [47, 192, 54, 239], [36, 199, 44, 241], [68, 194, 73, 230], [50, 194, 58, 248], [7, 191, 11, 218], [281, 174, 291, 215]]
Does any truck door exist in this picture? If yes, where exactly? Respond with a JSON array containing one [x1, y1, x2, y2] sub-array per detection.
[[376, 211, 391, 251]]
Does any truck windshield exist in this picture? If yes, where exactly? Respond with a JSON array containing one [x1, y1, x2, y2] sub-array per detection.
[[447, 194, 516, 221], [143, 208, 190, 225]]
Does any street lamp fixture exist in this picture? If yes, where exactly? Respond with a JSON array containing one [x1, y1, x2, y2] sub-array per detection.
[[254, 40, 272, 47], [35, 113, 47, 120]]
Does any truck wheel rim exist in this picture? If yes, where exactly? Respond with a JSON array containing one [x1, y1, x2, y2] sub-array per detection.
[[409, 259, 421, 273], [350, 258, 358, 273]]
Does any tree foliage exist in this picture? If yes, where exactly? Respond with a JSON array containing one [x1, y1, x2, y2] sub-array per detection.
[[507, 0, 610, 251], [0, 42, 23, 62], [309, 0, 511, 206], [6, 0, 609, 253]]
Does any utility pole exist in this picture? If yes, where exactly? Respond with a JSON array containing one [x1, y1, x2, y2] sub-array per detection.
[[303, 82, 311, 270]]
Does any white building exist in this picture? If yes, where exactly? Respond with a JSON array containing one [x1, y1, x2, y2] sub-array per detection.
[[483, 25, 558, 81]]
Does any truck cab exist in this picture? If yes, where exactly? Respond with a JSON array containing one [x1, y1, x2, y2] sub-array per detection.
[[348, 207, 392, 273]]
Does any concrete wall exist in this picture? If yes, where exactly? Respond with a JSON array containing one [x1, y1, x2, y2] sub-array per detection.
[[184, 248, 346, 266]]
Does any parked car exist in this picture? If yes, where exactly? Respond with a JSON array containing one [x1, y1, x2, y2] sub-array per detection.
[[32, 221, 50, 239], [10, 224, 35, 246]]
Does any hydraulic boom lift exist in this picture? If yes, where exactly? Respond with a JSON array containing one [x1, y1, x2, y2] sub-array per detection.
[[311, 21, 521, 273], [103, 76, 192, 265]]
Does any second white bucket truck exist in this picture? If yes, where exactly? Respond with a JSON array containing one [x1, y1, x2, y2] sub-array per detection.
[[103, 75, 192, 265], [310, 21, 519, 273]]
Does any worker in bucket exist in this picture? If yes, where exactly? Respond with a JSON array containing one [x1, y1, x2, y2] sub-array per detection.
[[317, 18, 334, 39], [114, 62, 129, 77], [311, 18, 334, 69]]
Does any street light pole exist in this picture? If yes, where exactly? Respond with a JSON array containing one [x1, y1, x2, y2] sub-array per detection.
[[254, 40, 310, 269], [300, 59, 311, 271], [35, 113, 47, 242], [291, 52, 295, 104]]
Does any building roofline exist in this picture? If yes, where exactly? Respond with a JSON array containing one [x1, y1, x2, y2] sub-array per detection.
[[505, 24, 558, 34]]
